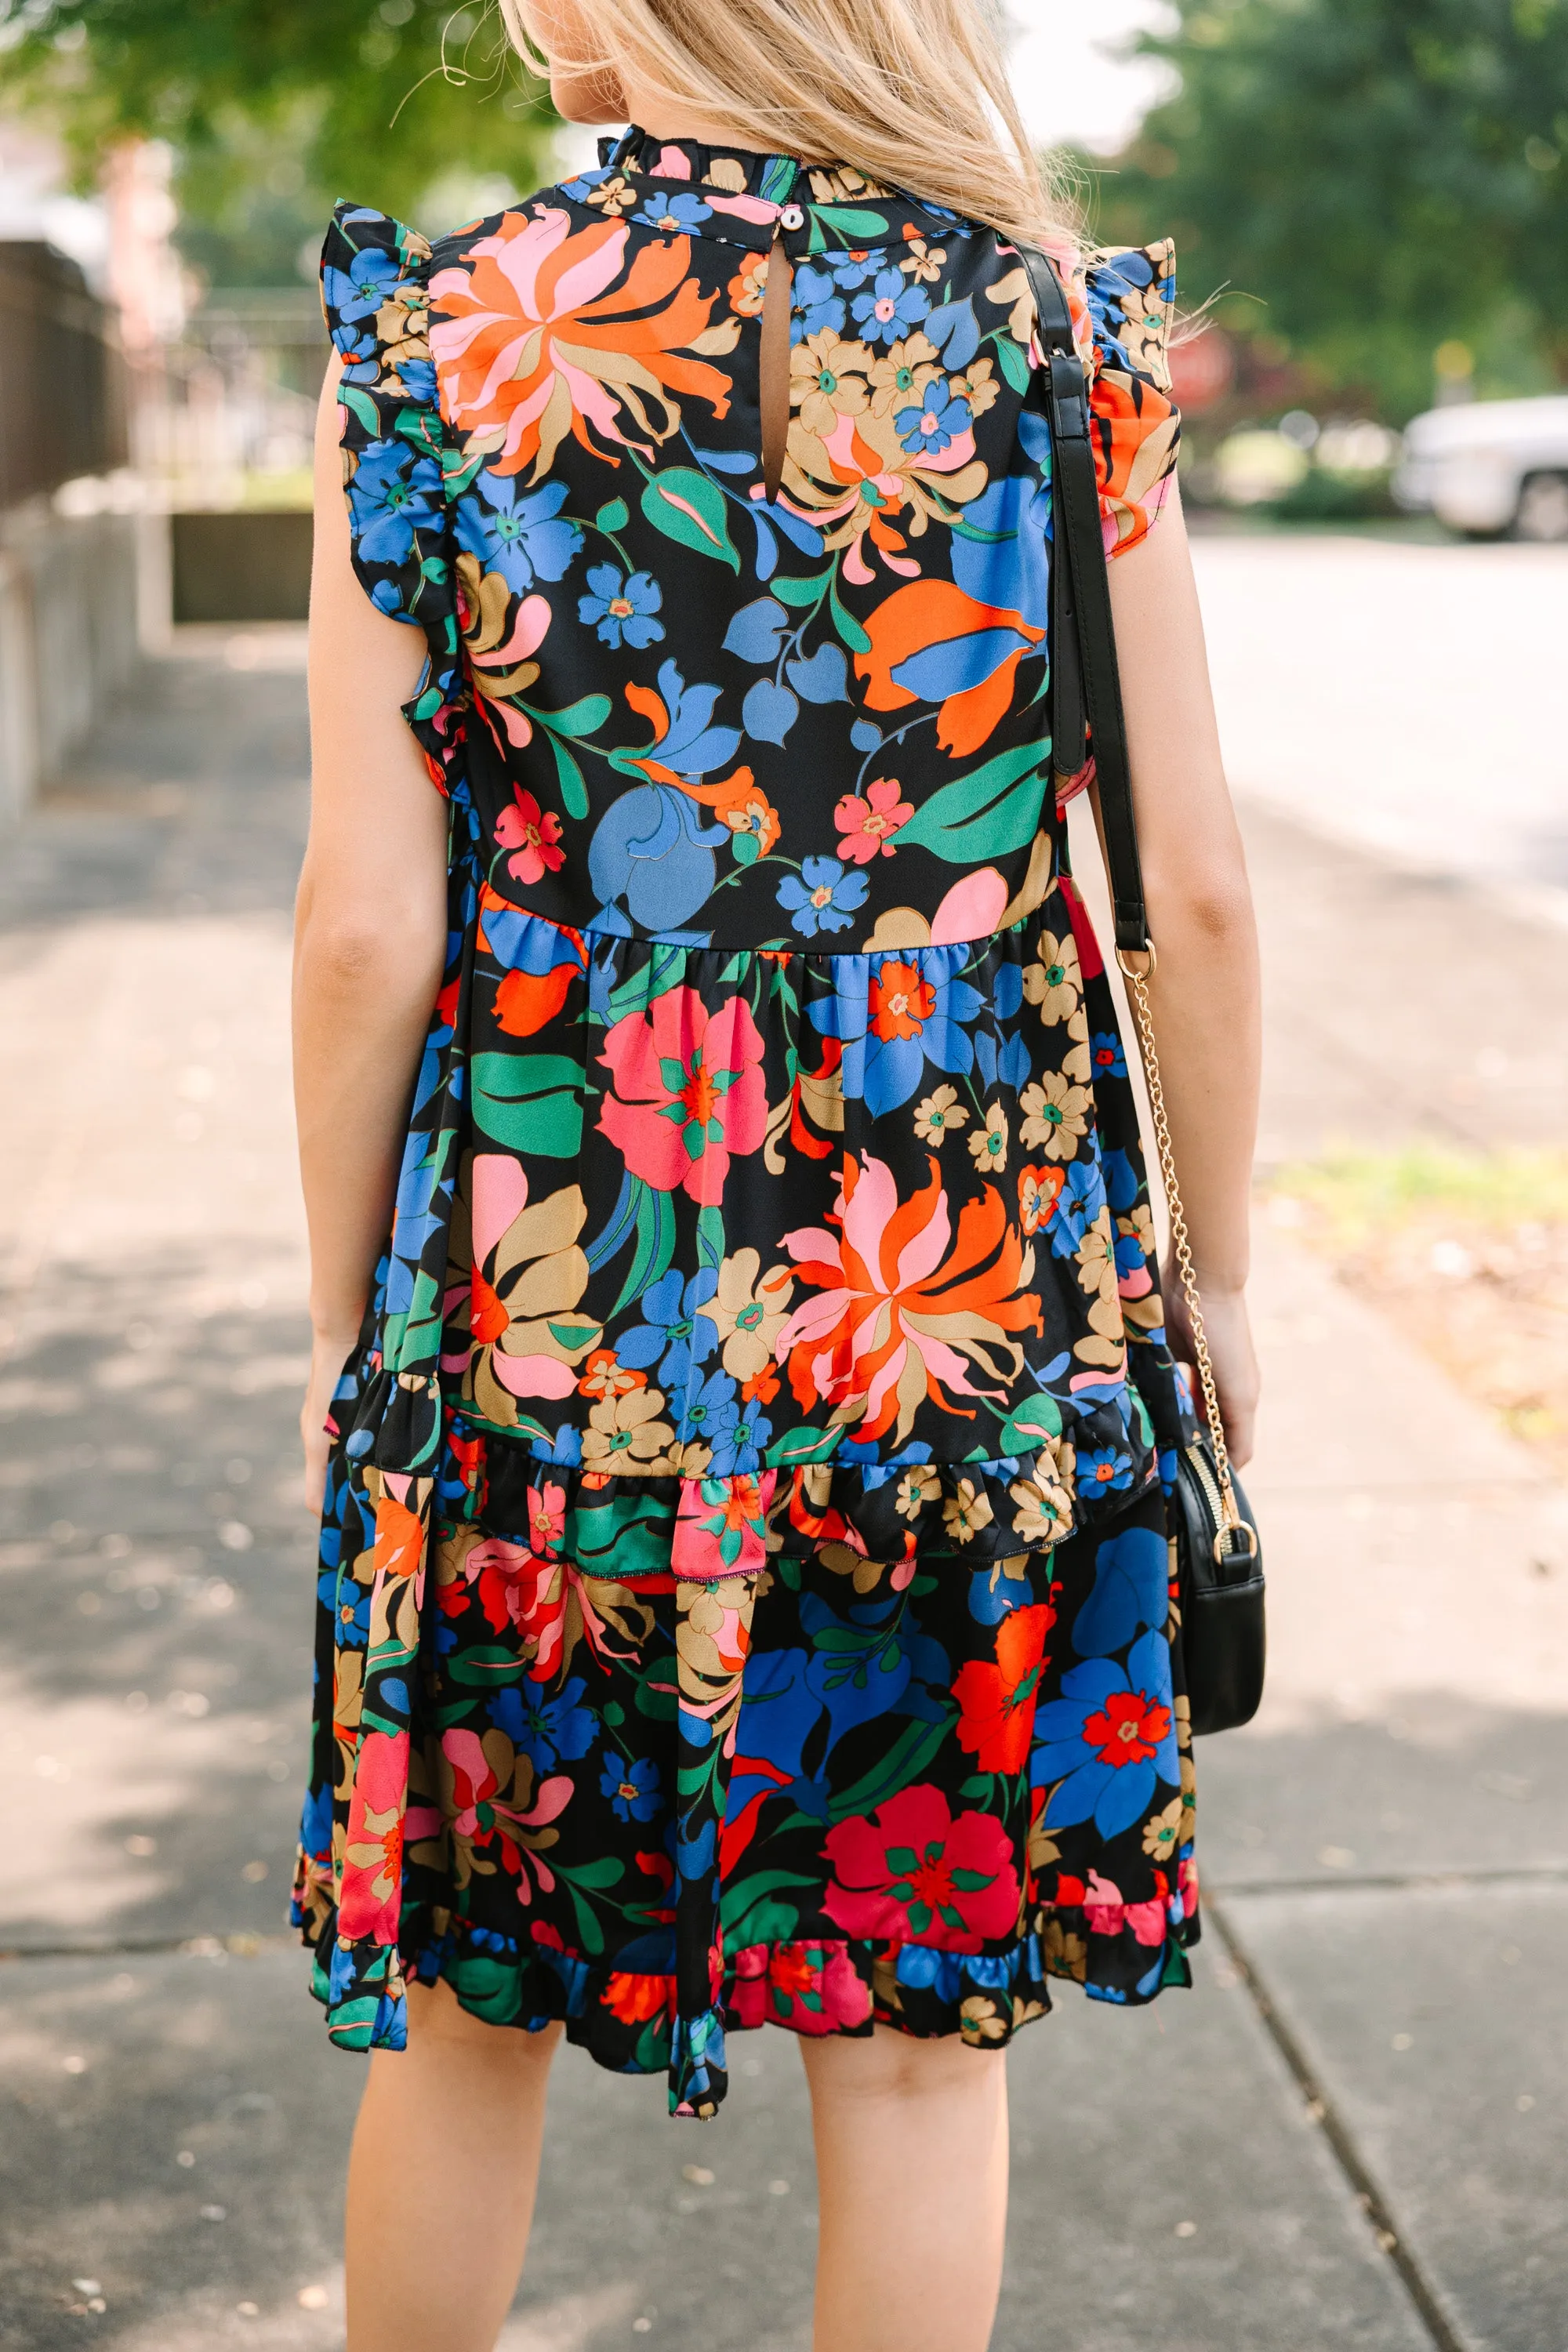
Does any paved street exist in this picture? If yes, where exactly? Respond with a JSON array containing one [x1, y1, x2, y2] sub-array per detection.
[[2, 542, 1566, 2350]]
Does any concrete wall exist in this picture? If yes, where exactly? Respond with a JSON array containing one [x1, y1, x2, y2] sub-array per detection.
[[0, 495, 141, 822]]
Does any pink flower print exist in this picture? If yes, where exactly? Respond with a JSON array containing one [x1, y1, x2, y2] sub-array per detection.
[[528, 1479, 566, 1558], [833, 777, 913, 864], [822, 1782, 1018, 1952], [597, 988, 768, 1206], [338, 1726, 409, 1941], [672, 1471, 775, 1579], [495, 784, 565, 886]]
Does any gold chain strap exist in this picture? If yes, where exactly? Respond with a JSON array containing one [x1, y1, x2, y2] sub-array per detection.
[[1116, 943, 1243, 1535]]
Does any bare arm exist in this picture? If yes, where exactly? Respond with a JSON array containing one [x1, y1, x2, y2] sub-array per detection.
[[294, 352, 450, 1508], [1104, 481, 1261, 1464]]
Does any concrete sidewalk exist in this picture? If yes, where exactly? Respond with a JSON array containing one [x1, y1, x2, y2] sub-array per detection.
[[2, 631, 1564, 2350]]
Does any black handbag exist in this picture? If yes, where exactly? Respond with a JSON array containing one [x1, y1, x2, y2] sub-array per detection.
[[1018, 242, 1265, 1737]]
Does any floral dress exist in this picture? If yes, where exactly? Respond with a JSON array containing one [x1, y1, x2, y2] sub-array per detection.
[[292, 129, 1197, 2118]]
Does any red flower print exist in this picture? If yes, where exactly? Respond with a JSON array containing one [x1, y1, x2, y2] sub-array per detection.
[[597, 987, 768, 1206], [833, 776, 913, 863], [494, 784, 564, 886], [867, 959, 936, 1042], [601, 1970, 675, 2026], [1081, 1688, 1172, 1769], [822, 1783, 1018, 1951], [952, 1602, 1055, 1773], [494, 962, 576, 1036]]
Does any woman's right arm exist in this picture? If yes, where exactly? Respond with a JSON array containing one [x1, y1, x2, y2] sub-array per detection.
[[294, 352, 450, 1510]]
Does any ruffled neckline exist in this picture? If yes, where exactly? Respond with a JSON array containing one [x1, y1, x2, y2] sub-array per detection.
[[544, 125, 977, 252]]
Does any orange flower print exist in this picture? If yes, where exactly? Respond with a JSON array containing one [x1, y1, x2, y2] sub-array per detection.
[[776, 1149, 1043, 1444], [429, 210, 736, 481], [953, 1602, 1056, 1773]]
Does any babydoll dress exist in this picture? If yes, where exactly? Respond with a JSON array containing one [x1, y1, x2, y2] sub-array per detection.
[[292, 128, 1197, 2118]]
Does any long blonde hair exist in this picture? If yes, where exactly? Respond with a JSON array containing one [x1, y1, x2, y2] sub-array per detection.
[[500, 0, 1073, 252]]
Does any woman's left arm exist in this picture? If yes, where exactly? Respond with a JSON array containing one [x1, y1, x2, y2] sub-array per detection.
[[1104, 479, 1262, 1464], [293, 351, 451, 1510]]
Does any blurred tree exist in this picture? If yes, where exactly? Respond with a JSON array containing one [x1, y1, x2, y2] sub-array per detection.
[[2, 0, 558, 282], [1090, 0, 1568, 417]]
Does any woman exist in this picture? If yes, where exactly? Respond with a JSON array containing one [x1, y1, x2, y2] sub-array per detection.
[[292, 1, 1261, 2344]]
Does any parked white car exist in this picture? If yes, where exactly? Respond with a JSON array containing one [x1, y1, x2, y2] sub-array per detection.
[[1394, 396, 1568, 539]]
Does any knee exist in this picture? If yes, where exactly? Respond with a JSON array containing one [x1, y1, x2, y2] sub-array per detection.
[[405, 1977, 562, 2067], [803, 2023, 1002, 2110]]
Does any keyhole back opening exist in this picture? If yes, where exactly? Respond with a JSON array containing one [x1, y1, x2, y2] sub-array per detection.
[[760, 230, 793, 503]]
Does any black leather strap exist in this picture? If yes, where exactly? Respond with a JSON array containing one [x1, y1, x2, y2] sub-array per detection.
[[1017, 245, 1151, 959]]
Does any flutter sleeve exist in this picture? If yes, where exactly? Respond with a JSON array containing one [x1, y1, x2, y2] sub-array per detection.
[[319, 201, 464, 792], [1077, 241, 1181, 557]]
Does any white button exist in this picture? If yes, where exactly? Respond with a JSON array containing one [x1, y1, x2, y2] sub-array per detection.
[[778, 204, 804, 231]]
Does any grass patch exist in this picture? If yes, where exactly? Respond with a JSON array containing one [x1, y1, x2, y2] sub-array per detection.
[[1265, 1148, 1568, 1471]]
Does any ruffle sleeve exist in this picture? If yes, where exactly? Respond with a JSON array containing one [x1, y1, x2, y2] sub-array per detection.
[[320, 201, 465, 793], [1079, 241, 1181, 557]]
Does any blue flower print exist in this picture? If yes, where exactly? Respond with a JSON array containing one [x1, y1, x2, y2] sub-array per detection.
[[895, 384, 972, 457], [492, 1675, 597, 1770], [1091, 1031, 1128, 1080], [807, 946, 984, 1114], [851, 267, 931, 347], [347, 440, 443, 568], [322, 241, 403, 333], [829, 250, 880, 293], [601, 1755, 662, 1822], [456, 473, 583, 597], [1049, 1157, 1109, 1261], [778, 858, 869, 938], [705, 1390, 773, 1479], [635, 191, 712, 233], [792, 262, 847, 338], [578, 563, 666, 650], [1032, 1632, 1178, 1841], [619, 1266, 719, 1389], [1080, 1443, 1134, 1495]]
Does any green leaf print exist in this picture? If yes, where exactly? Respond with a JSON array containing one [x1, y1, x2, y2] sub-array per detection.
[[640, 467, 740, 570], [895, 742, 1050, 862], [771, 571, 829, 608], [470, 1051, 584, 1156], [994, 332, 1032, 394], [540, 692, 612, 740], [813, 205, 893, 238], [549, 734, 590, 822], [595, 497, 630, 533], [996, 1391, 1064, 1450], [765, 1425, 842, 1467]]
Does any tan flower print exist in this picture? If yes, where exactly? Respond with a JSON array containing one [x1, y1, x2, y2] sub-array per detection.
[[967, 1101, 1009, 1174], [1009, 1470, 1074, 1547], [1022, 929, 1083, 1025], [895, 1463, 942, 1519], [1019, 1073, 1090, 1160], [941, 1479, 995, 1545], [790, 329, 873, 437], [1142, 1796, 1184, 1862], [868, 330, 942, 416], [1076, 1209, 1118, 1299], [583, 173, 638, 215], [946, 354, 999, 422], [581, 1386, 677, 1472], [898, 238, 949, 285], [704, 1248, 794, 1380], [913, 1083, 968, 1143]]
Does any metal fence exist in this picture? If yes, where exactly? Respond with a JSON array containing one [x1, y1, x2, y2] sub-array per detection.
[[0, 241, 128, 507]]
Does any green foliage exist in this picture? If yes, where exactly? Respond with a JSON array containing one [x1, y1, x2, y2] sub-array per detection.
[[1086, 0, 1568, 416], [3, 0, 558, 277]]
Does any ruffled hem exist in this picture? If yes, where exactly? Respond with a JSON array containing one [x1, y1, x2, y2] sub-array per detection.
[[346, 1362, 1160, 1576], [292, 1877, 1196, 2115]]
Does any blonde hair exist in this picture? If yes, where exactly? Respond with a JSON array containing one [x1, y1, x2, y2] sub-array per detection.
[[501, 0, 1074, 252]]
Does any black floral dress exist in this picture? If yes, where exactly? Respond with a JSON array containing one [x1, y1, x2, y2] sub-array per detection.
[[292, 129, 1199, 2117]]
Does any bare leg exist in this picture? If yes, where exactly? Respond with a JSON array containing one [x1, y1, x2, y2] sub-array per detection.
[[799, 2027, 1009, 2352], [344, 1978, 561, 2352]]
